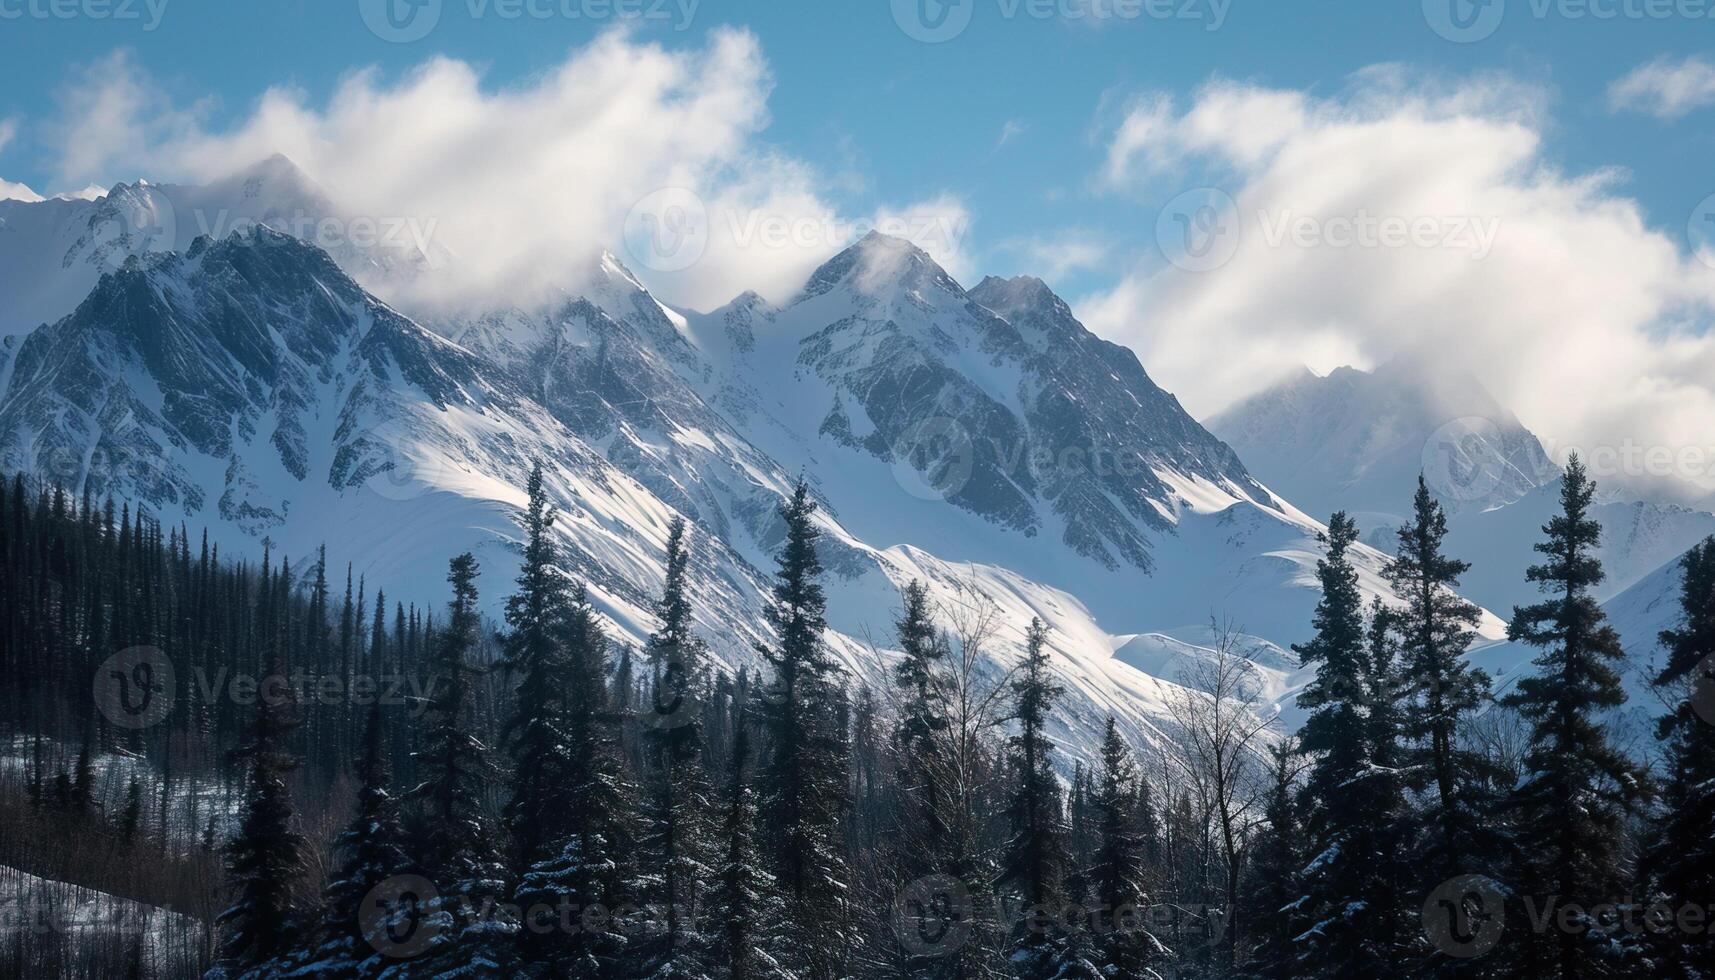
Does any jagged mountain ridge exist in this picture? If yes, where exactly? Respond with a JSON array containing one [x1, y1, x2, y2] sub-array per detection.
[[0, 166, 1512, 762], [0, 154, 441, 338]]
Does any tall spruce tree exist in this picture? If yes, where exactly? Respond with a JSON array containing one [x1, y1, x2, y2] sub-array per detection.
[[308, 698, 410, 977], [407, 553, 515, 976], [1085, 717, 1154, 980], [638, 515, 716, 980], [1291, 513, 1415, 978], [999, 618, 1097, 980], [1386, 476, 1501, 887], [755, 481, 853, 980], [515, 583, 637, 975], [708, 720, 796, 980], [1243, 740, 1305, 980], [891, 580, 953, 891], [1502, 456, 1648, 979], [215, 621, 307, 975], [1644, 537, 1715, 979], [499, 464, 577, 878]]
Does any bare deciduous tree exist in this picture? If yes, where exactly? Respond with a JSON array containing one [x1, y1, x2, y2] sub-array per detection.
[[1163, 617, 1277, 971]]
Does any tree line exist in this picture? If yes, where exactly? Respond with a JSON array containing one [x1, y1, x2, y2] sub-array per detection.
[[0, 455, 1709, 979]]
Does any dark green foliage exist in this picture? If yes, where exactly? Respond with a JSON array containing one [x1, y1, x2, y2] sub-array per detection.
[[1644, 537, 1715, 979], [754, 482, 854, 980], [1502, 457, 1649, 979]]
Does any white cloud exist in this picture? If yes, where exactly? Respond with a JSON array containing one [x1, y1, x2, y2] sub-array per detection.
[[54, 184, 107, 202], [39, 35, 967, 313], [1081, 70, 1715, 496], [0, 179, 44, 203], [994, 119, 1027, 152], [1000, 230, 1110, 283], [1609, 56, 1715, 120], [0, 117, 17, 156]]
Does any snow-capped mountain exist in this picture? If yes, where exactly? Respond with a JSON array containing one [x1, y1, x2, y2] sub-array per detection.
[[0, 154, 441, 338], [1208, 360, 1558, 538], [0, 166, 1517, 763], [1209, 360, 1715, 617]]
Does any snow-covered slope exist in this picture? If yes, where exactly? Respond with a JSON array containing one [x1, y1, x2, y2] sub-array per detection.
[[1447, 481, 1715, 616], [0, 205, 1516, 762], [1208, 360, 1558, 539], [1210, 360, 1715, 617], [0, 154, 440, 338]]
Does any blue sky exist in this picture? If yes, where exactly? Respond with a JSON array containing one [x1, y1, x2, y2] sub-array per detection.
[[2, 0, 1715, 481], [3, 0, 1713, 292]]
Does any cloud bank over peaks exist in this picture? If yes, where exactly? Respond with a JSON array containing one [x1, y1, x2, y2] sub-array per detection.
[[1080, 67, 1715, 498], [38, 34, 971, 314]]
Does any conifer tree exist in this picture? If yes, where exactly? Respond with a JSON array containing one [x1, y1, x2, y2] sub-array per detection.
[[515, 583, 637, 975], [310, 699, 410, 977], [499, 464, 577, 877], [1502, 456, 1648, 979], [755, 482, 853, 980], [1291, 513, 1414, 978], [999, 618, 1096, 980], [216, 640, 307, 974], [638, 514, 716, 980], [1243, 740, 1305, 980], [1385, 476, 1500, 885], [407, 553, 515, 976], [1644, 537, 1715, 979], [708, 721, 796, 980], [889, 580, 954, 889], [1085, 717, 1154, 980]]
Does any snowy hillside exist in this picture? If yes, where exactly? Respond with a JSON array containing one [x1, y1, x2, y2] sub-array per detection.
[[0, 166, 1521, 764], [1210, 360, 1715, 618], [1207, 360, 1557, 539], [0, 154, 440, 338]]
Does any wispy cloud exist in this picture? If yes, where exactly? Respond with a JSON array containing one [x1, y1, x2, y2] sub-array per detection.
[[1609, 55, 1715, 120], [34, 36, 969, 313], [1082, 68, 1715, 497], [1000, 230, 1110, 283], [993, 119, 1027, 152]]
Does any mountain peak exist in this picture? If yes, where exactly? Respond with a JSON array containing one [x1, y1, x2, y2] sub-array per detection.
[[970, 274, 1067, 319], [798, 230, 961, 302]]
